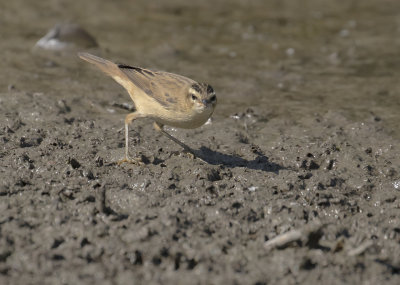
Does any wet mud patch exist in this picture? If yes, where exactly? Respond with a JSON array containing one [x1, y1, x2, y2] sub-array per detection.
[[1, 95, 399, 284]]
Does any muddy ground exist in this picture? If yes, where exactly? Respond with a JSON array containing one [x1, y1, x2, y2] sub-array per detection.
[[0, 0, 399, 284]]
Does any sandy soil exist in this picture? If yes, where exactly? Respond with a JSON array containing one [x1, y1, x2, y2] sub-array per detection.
[[1, 0, 399, 284]]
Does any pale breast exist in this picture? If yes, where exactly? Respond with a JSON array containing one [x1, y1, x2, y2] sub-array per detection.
[[152, 106, 214, 129]]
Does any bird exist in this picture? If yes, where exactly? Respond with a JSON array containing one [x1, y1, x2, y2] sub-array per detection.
[[78, 52, 217, 164]]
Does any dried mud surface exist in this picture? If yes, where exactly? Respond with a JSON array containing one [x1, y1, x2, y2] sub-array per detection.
[[1, 0, 400, 284]]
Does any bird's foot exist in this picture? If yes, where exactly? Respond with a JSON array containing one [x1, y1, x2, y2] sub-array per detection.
[[181, 148, 206, 163], [117, 156, 144, 166]]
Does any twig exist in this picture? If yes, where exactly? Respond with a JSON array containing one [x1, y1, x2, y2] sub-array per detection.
[[264, 221, 325, 250], [347, 240, 374, 256]]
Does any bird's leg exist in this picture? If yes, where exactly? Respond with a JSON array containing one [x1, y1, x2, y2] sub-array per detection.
[[117, 112, 143, 165], [153, 122, 195, 157]]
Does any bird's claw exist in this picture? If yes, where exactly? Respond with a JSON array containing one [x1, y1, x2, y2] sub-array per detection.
[[117, 156, 144, 165]]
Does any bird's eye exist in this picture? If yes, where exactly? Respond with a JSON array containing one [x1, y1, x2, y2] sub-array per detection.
[[209, 95, 216, 102], [191, 94, 198, 101]]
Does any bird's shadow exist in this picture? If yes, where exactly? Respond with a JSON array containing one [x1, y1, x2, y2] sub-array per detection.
[[192, 146, 285, 173]]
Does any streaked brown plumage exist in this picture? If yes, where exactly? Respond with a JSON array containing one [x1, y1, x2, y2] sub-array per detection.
[[78, 52, 217, 164]]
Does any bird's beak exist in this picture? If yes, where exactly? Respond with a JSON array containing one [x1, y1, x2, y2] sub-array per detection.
[[202, 99, 210, 105]]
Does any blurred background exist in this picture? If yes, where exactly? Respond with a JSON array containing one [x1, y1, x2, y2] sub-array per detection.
[[1, 0, 399, 138]]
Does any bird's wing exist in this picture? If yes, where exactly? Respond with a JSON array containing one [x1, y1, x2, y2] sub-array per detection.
[[118, 64, 195, 110]]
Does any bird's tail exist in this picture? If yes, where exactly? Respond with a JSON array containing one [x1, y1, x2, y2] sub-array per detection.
[[78, 52, 138, 101], [78, 52, 119, 77]]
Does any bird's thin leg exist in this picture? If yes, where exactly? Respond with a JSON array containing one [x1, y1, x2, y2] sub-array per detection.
[[118, 112, 143, 165], [153, 122, 195, 155]]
